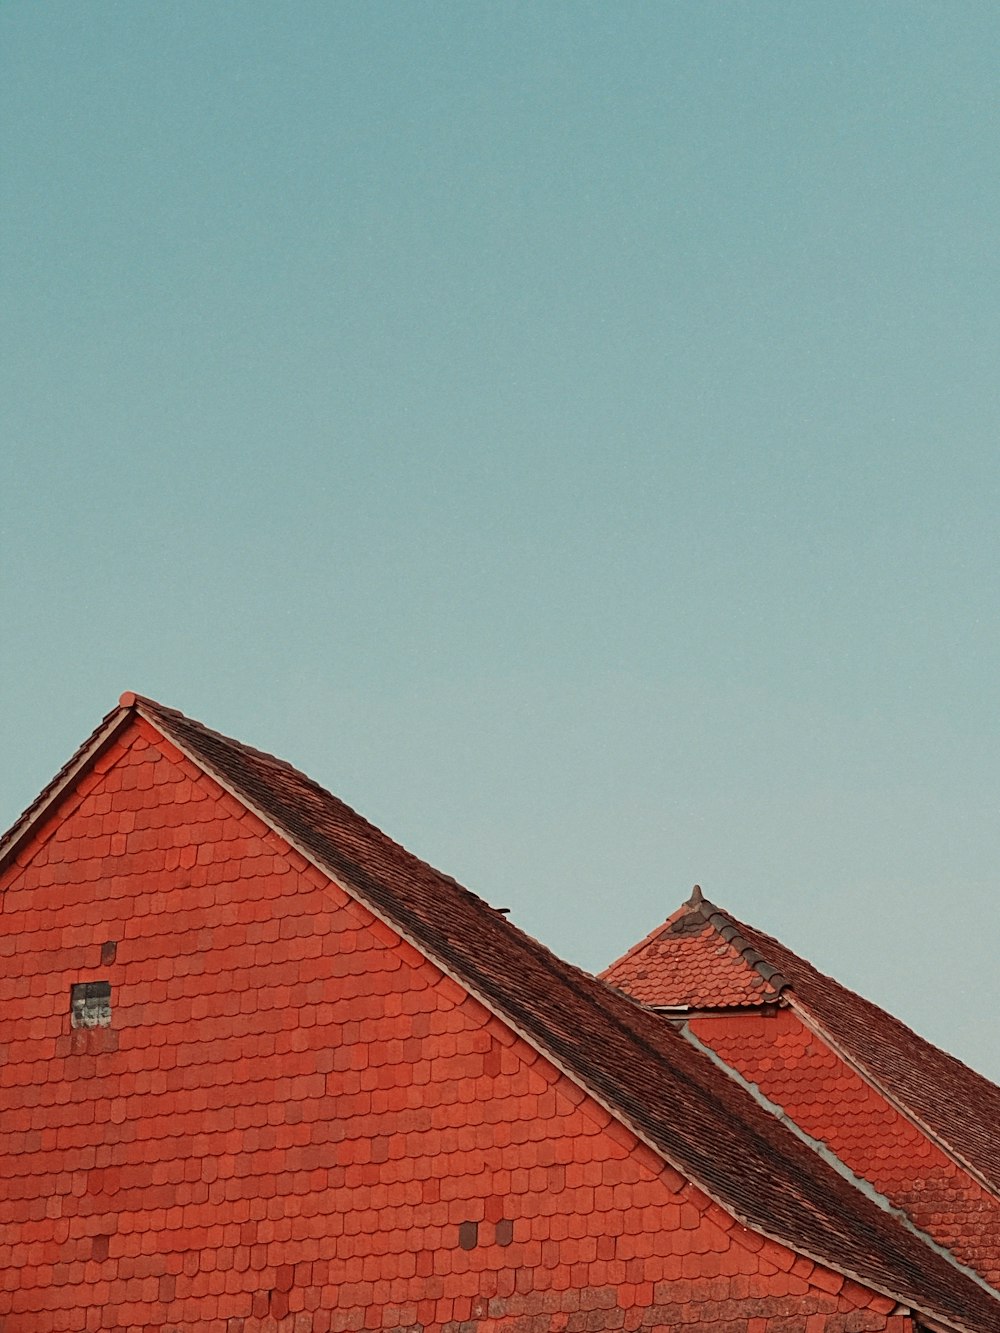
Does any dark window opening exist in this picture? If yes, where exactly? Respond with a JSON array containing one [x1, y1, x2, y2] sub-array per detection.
[[70, 981, 111, 1029]]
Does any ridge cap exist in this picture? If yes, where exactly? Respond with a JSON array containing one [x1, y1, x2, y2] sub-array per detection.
[[691, 894, 790, 996]]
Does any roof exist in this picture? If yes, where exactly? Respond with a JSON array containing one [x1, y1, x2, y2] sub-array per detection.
[[734, 909, 1000, 1194], [3, 694, 999, 1333], [603, 889, 1000, 1197], [602, 886, 785, 1007]]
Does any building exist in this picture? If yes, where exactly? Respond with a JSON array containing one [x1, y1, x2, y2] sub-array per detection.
[[0, 694, 997, 1333], [602, 889, 1000, 1290]]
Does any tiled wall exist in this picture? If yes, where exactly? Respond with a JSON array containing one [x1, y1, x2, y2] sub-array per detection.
[[0, 722, 910, 1333]]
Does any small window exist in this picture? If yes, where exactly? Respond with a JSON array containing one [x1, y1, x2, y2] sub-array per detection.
[[70, 981, 111, 1029]]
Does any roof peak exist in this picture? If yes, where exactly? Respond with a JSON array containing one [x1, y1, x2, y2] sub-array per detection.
[[601, 891, 788, 1009]]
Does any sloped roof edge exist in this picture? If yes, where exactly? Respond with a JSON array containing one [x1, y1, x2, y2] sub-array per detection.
[[0, 701, 131, 878], [687, 885, 791, 995], [788, 993, 1000, 1204]]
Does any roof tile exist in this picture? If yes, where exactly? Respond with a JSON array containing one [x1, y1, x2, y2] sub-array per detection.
[[608, 891, 1000, 1194], [103, 697, 1000, 1330], [612, 894, 1000, 1290], [4, 698, 1000, 1333]]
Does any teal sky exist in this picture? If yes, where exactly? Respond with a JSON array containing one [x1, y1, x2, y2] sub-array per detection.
[[4, 4, 1000, 1078]]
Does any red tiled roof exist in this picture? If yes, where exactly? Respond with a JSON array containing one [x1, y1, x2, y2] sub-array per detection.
[[606, 890, 1000, 1198], [3, 696, 999, 1333], [602, 888, 784, 1007], [733, 911, 1000, 1194], [687, 1007, 1000, 1290]]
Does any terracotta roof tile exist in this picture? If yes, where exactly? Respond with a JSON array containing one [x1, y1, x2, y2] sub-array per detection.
[[602, 890, 783, 1008], [688, 1005, 1000, 1289], [31, 695, 988, 1332], [608, 891, 1000, 1197], [731, 909, 1000, 1193]]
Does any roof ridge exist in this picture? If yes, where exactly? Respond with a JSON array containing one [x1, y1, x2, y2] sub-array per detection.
[[128, 694, 302, 775], [602, 890, 787, 1004], [130, 694, 503, 920], [692, 894, 790, 996]]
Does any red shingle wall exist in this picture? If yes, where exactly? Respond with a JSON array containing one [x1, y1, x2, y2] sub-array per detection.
[[0, 722, 910, 1333], [689, 1010, 1000, 1288]]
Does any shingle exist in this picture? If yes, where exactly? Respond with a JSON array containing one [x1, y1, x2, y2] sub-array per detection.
[[73, 693, 998, 1333], [606, 891, 1000, 1292], [606, 891, 1000, 1194], [733, 910, 1000, 1193]]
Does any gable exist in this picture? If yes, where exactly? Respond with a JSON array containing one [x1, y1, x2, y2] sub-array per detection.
[[601, 901, 782, 1008], [0, 718, 912, 1333], [3, 698, 999, 1331], [606, 893, 1000, 1194]]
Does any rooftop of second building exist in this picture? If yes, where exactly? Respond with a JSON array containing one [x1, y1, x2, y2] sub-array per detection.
[[603, 885, 1000, 1198]]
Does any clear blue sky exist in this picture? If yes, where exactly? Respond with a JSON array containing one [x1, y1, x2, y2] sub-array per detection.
[[4, 3, 1000, 1078]]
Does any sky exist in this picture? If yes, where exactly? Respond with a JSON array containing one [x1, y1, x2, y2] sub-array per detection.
[[3, 2, 1000, 1081]]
